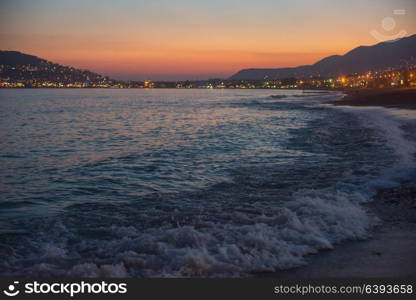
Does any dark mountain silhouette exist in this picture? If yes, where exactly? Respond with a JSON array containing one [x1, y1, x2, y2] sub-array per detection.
[[0, 50, 111, 83], [230, 34, 416, 80], [0, 51, 48, 66]]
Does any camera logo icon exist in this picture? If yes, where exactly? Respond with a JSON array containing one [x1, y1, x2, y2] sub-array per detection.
[[3, 281, 20, 297], [370, 9, 407, 42]]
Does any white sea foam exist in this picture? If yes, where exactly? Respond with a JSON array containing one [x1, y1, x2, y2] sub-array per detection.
[[355, 108, 414, 165], [69, 105, 413, 277], [3, 95, 416, 278], [47, 186, 377, 277]]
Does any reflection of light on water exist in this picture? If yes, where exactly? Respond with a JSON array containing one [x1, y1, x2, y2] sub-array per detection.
[[1, 89, 413, 277]]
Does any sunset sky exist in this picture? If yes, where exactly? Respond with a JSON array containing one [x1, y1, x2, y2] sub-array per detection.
[[1, 0, 415, 80]]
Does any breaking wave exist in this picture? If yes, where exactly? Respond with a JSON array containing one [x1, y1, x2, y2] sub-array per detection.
[[1, 90, 415, 277]]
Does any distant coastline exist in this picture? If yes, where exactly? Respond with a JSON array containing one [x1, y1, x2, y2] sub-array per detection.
[[2, 34, 416, 89]]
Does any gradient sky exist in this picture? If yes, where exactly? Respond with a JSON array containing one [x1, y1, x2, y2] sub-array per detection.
[[1, 0, 415, 80]]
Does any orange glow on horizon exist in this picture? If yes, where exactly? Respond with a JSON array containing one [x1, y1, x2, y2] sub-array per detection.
[[1, 0, 415, 80]]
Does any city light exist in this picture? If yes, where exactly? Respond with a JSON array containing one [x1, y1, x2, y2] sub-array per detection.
[[1, 62, 415, 89]]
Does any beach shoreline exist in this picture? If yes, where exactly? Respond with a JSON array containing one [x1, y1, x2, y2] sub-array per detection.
[[266, 181, 416, 278], [327, 88, 416, 109], [265, 89, 416, 278]]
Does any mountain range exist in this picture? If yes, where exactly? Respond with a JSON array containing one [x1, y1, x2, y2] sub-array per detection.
[[2, 34, 415, 83], [230, 34, 416, 80]]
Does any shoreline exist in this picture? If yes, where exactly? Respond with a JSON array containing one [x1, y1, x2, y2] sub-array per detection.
[[327, 88, 416, 109], [266, 181, 416, 278], [265, 89, 416, 278]]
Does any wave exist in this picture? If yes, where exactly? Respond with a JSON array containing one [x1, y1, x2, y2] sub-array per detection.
[[0, 185, 377, 278], [331, 106, 416, 167], [64, 106, 415, 277], [1, 95, 415, 278]]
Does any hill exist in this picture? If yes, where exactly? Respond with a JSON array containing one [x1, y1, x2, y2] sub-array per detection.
[[0, 50, 113, 87], [230, 34, 416, 80], [0, 51, 48, 66]]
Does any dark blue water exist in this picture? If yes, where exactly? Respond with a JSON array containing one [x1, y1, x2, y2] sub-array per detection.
[[0, 89, 415, 277]]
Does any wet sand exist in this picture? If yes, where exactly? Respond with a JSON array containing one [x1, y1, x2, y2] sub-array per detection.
[[327, 88, 416, 109]]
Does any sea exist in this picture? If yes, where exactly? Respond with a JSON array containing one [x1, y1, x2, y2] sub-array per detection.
[[0, 88, 415, 277]]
